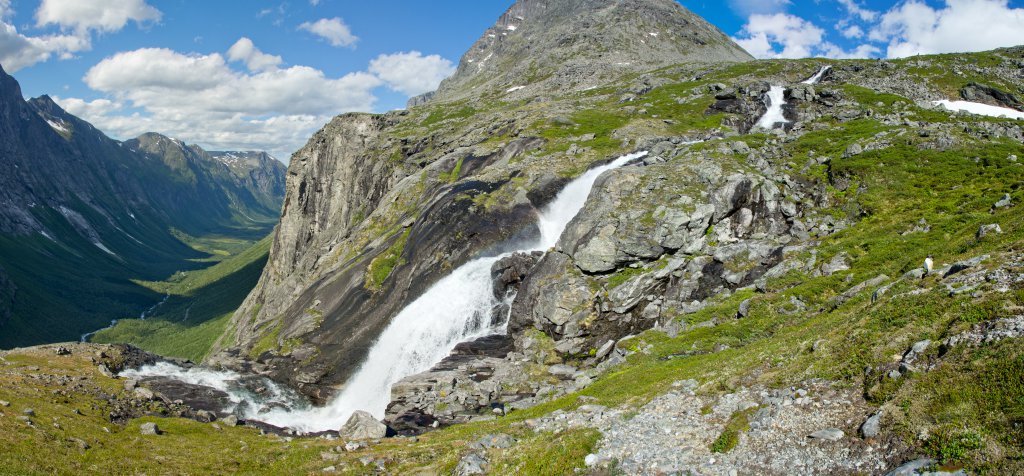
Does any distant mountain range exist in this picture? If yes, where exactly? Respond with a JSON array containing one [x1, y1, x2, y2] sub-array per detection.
[[0, 64, 286, 348]]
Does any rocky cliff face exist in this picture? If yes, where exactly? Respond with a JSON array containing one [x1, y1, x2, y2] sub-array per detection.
[[0, 64, 286, 347], [214, 0, 756, 399]]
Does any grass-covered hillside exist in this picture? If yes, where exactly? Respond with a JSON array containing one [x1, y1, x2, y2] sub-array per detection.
[[2, 47, 1024, 474], [89, 234, 273, 363]]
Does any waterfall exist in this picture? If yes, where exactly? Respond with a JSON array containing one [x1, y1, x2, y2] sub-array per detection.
[[755, 85, 788, 130], [801, 66, 831, 85], [124, 151, 648, 433]]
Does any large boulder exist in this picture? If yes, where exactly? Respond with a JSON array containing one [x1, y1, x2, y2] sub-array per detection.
[[339, 410, 387, 440]]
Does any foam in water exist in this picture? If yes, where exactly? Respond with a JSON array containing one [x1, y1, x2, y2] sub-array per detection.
[[802, 66, 831, 85], [120, 361, 309, 417], [755, 85, 788, 130], [126, 151, 648, 433]]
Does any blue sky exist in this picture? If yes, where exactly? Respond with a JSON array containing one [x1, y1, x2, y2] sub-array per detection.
[[1, 0, 1023, 159]]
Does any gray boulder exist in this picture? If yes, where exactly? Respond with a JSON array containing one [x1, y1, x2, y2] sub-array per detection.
[[339, 410, 387, 440], [737, 298, 752, 318], [977, 223, 1002, 239], [809, 428, 844, 441], [140, 422, 161, 435], [455, 452, 488, 476], [860, 413, 881, 438], [884, 458, 937, 476], [994, 193, 1013, 209]]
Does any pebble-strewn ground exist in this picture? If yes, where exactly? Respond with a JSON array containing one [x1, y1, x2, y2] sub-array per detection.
[[528, 380, 902, 475]]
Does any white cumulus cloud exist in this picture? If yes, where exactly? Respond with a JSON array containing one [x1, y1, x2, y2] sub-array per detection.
[[67, 45, 384, 158], [0, 0, 161, 72], [733, 13, 825, 59], [837, 0, 879, 22], [733, 13, 880, 60], [227, 37, 283, 72], [36, 0, 161, 33], [54, 41, 455, 160], [871, 0, 1024, 58], [0, 21, 89, 72], [299, 17, 357, 47], [368, 51, 455, 96]]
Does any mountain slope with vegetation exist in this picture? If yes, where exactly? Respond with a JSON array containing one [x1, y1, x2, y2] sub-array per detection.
[[0, 64, 286, 348], [2, 1, 1024, 474]]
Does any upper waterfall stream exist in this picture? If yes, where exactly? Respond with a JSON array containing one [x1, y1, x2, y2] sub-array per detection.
[[755, 85, 788, 130], [802, 66, 831, 85], [123, 151, 649, 433]]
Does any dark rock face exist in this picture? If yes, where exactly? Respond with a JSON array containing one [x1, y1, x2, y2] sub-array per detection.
[[706, 82, 770, 134], [0, 65, 287, 347], [138, 377, 234, 415], [961, 82, 1023, 111], [491, 252, 543, 299]]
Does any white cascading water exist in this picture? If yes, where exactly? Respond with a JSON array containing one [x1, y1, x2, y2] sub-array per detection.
[[801, 66, 831, 85], [755, 85, 789, 130], [121, 361, 307, 415], [123, 151, 648, 433]]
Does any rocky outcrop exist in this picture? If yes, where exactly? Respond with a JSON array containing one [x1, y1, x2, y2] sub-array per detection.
[[428, 0, 752, 104], [961, 82, 1023, 111], [510, 150, 809, 358]]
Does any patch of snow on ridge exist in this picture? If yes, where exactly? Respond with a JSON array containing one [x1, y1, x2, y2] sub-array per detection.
[[934, 100, 1024, 120], [506, 85, 526, 93], [93, 242, 117, 257], [46, 119, 69, 134]]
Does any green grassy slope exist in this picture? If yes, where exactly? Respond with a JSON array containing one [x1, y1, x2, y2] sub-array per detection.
[[90, 236, 272, 362]]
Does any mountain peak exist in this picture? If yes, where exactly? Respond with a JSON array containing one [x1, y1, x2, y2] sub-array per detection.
[[0, 63, 23, 105], [425, 0, 752, 104]]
